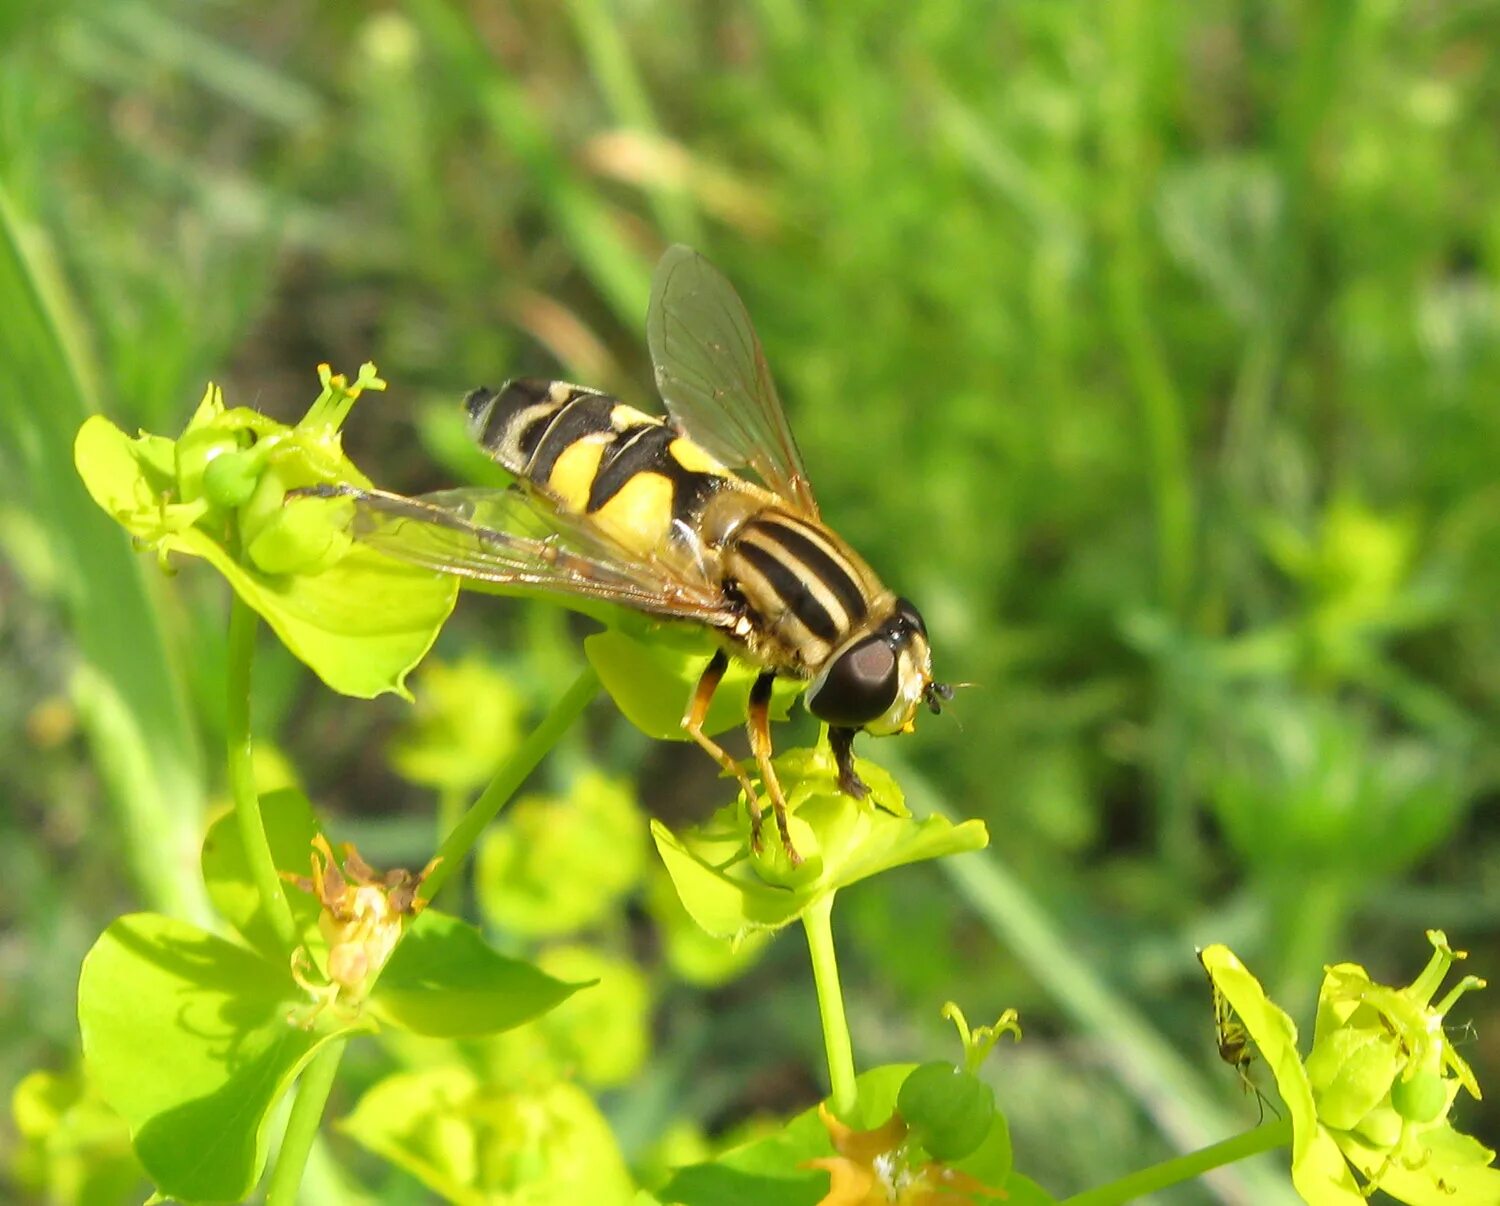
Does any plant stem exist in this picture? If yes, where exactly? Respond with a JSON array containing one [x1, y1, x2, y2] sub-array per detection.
[[1059, 1117, 1292, 1206], [227, 595, 298, 950], [265, 1038, 347, 1206], [422, 664, 600, 901], [803, 892, 857, 1118], [887, 752, 1298, 1205]]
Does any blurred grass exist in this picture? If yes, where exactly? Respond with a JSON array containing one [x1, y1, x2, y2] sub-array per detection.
[[4, 0, 1500, 1198], [0, 187, 208, 923]]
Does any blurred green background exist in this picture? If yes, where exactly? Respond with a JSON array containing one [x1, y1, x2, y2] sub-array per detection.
[[4, 0, 1500, 1201]]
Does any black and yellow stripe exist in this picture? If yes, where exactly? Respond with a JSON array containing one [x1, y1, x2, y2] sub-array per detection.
[[466, 377, 884, 675], [466, 379, 730, 561], [725, 512, 872, 661]]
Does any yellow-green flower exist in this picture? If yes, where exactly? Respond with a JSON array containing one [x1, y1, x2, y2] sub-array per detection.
[[1200, 936, 1500, 1206], [75, 363, 456, 698], [803, 1104, 1005, 1206]]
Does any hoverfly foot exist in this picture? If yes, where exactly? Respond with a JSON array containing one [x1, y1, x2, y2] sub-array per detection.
[[827, 726, 866, 800], [774, 819, 803, 868]]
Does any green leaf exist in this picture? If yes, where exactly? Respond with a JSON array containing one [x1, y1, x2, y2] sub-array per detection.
[[1199, 945, 1366, 1206], [1335, 1120, 1500, 1206], [75, 413, 457, 700], [660, 1070, 874, 1206], [653, 755, 987, 938], [952, 1112, 1015, 1196], [164, 525, 453, 701], [77, 913, 364, 1203], [369, 911, 587, 1037], [661, 1064, 1013, 1205], [1003, 1173, 1061, 1204], [584, 628, 799, 740], [340, 1067, 634, 1205], [2, 194, 211, 923], [200, 787, 325, 960]]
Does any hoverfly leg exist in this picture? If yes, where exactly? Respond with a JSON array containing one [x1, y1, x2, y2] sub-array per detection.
[[681, 650, 765, 850], [827, 726, 868, 799], [748, 671, 801, 866]]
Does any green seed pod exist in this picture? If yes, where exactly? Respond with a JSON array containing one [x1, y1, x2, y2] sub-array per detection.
[[201, 448, 264, 509], [749, 811, 820, 887], [897, 1061, 995, 1162], [1391, 1046, 1448, 1125], [175, 428, 246, 504]]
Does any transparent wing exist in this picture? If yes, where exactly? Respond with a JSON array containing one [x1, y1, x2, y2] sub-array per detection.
[[309, 484, 735, 624], [647, 244, 820, 517]]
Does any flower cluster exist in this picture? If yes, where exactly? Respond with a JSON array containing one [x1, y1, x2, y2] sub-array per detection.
[[1200, 933, 1499, 1205]]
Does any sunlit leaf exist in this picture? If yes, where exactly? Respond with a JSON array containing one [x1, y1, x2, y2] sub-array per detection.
[[200, 787, 324, 960], [370, 911, 587, 1038], [654, 755, 986, 938], [585, 627, 798, 740], [77, 913, 364, 1202], [74, 406, 457, 700]]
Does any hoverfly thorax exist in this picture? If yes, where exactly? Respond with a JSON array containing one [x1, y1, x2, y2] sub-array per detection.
[[805, 595, 940, 736]]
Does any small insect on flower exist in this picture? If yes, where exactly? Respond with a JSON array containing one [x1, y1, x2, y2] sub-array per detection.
[[1197, 948, 1279, 1123], [301, 247, 950, 865]]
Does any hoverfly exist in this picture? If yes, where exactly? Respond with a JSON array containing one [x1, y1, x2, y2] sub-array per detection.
[[1197, 950, 1278, 1122], [310, 246, 950, 863]]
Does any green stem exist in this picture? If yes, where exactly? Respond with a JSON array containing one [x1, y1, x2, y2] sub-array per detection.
[[803, 892, 857, 1118], [265, 1038, 347, 1206], [1059, 1117, 1292, 1206], [887, 752, 1298, 1205], [227, 595, 298, 950], [422, 665, 600, 901], [437, 785, 464, 848]]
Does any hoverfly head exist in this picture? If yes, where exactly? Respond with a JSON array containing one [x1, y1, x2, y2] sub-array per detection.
[[805, 596, 934, 737]]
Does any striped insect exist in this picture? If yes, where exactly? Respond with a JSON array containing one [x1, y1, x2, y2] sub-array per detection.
[[1197, 950, 1278, 1122], [309, 246, 950, 863]]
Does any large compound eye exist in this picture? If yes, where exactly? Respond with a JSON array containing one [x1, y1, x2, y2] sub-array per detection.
[[806, 635, 900, 727], [894, 596, 926, 637]]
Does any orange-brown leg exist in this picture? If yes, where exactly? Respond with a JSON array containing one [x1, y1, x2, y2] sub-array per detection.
[[747, 671, 800, 865], [681, 650, 766, 849]]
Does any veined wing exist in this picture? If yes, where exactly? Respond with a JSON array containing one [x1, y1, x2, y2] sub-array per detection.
[[308, 484, 735, 624], [646, 244, 820, 518]]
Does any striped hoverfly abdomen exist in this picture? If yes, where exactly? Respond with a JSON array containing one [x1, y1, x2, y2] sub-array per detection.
[[464, 378, 744, 573], [320, 246, 952, 864]]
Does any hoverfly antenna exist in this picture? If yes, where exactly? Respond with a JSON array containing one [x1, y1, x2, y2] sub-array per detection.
[[923, 680, 959, 714]]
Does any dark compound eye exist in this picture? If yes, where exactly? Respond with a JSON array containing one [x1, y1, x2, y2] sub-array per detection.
[[894, 596, 926, 637], [806, 635, 900, 727]]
